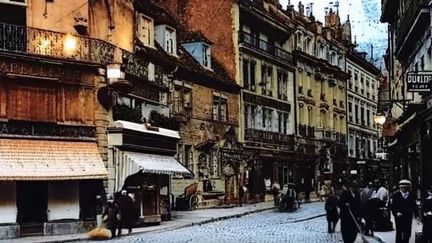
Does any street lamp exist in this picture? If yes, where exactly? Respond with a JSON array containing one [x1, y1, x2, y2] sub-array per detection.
[[63, 34, 78, 56], [374, 113, 387, 126]]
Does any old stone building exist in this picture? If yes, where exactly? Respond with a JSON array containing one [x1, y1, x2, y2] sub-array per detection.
[[381, 0, 432, 198], [0, 0, 110, 238], [346, 50, 381, 182], [289, 3, 349, 186], [163, 0, 299, 201]]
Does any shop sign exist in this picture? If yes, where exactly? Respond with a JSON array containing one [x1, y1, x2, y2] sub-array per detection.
[[406, 71, 432, 92]]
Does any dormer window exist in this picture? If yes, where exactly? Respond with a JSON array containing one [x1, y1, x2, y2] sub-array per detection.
[[155, 25, 177, 56], [202, 44, 210, 68], [165, 27, 175, 54], [182, 40, 213, 69], [136, 13, 154, 47]]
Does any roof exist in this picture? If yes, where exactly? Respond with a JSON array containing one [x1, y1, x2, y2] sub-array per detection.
[[136, 42, 239, 93], [0, 139, 107, 180], [179, 31, 214, 45], [112, 120, 180, 139], [133, 0, 239, 93], [124, 151, 193, 176]]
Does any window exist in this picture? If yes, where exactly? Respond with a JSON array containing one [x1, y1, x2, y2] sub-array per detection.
[[202, 44, 211, 68], [0, 2, 26, 26], [320, 111, 327, 128], [367, 109, 370, 127], [213, 95, 228, 122], [171, 83, 192, 115], [360, 107, 364, 125], [354, 104, 359, 123], [245, 104, 257, 129], [278, 112, 289, 134], [262, 108, 273, 131], [242, 58, 256, 91], [277, 70, 288, 100], [307, 107, 313, 126], [137, 14, 154, 47], [165, 27, 176, 55], [261, 63, 273, 96]]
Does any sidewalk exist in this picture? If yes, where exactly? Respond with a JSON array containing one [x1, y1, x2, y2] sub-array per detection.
[[2, 201, 276, 243], [374, 215, 422, 243]]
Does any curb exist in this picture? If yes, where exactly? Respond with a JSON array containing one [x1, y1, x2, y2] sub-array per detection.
[[33, 202, 325, 243], [39, 206, 277, 243]]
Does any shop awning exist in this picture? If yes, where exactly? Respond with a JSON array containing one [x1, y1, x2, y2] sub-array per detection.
[[124, 152, 193, 176], [0, 139, 108, 180]]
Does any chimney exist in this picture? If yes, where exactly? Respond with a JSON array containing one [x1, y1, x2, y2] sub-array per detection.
[[298, 1, 304, 16], [370, 44, 374, 62]]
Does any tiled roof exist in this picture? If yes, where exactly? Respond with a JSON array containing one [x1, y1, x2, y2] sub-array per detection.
[[134, 0, 239, 93], [0, 139, 107, 180]]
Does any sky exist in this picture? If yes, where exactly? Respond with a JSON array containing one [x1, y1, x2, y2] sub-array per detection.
[[279, 0, 387, 68]]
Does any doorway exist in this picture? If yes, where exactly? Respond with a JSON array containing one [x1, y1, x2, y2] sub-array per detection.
[[17, 182, 47, 236]]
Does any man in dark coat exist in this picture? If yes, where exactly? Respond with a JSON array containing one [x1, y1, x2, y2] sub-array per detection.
[[102, 199, 120, 238], [391, 179, 419, 243], [338, 180, 361, 243], [325, 191, 339, 233], [423, 185, 432, 243], [116, 190, 135, 236]]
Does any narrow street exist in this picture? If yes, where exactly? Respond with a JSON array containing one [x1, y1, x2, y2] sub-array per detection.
[[100, 202, 343, 243]]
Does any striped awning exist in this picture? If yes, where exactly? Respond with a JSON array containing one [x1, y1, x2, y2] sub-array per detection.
[[0, 139, 108, 180], [124, 152, 193, 176]]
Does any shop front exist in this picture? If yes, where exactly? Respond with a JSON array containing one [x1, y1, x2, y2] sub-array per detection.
[[0, 138, 107, 239], [108, 121, 193, 224]]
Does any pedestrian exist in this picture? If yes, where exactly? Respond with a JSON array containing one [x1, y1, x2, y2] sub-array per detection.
[[422, 185, 432, 243], [102, 198, 120, 238], [338, 180, 361, 243], [360, 183, 374, 236], [325, 190, 339, 234], [117, 190, 135, 236], [390, 179, 419, 243]]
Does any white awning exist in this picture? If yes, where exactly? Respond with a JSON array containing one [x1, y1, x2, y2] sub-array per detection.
[[0, 139, 108, 181], [124, 152, 193, 176]]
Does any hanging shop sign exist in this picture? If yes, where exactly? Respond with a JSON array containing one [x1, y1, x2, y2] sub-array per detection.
[[406, 71, 432, 92]]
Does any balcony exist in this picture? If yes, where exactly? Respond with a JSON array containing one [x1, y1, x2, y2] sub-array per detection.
[[245, 128, 295, 147], [298, 124, 315, 138], [0, 22, 115, 65], [239, 31, 294, 64], [395, 0, 430, 60]]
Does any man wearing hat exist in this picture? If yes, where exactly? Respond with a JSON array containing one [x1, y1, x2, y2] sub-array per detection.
[[390, 179, 419, 243], [422, 185, 432, 242]]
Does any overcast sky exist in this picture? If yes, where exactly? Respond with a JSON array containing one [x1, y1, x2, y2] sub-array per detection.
[[279, 0, 387, 67]]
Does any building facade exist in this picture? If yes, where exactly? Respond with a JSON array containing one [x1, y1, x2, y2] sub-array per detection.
[[381, 0, 432, 200], [291, 5, 349, 186], [0, 0, 111, 238], [346, 51, 381, 182]]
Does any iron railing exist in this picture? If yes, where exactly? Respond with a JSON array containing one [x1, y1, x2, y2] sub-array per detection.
[[0, 22, 115, 65], [245, 128, 295, 146], [239, 31, 294, 63]]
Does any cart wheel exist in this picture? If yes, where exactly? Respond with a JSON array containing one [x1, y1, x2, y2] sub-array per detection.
[[189, 194, 199, 210]]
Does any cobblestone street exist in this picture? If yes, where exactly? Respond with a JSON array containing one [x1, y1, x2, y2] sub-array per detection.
[[104, 203, 343, 243]]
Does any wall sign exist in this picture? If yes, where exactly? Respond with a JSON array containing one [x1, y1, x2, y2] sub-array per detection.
[[406, 71, 432, 92]]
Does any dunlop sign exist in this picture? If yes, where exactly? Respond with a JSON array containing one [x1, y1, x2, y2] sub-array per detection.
[[406, 72, 432, 92]]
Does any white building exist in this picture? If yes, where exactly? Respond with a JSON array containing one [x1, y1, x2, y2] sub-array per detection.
[[346, 51, 381, 180]]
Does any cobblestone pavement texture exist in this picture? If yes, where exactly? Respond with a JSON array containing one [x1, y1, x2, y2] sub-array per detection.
[[100, 203, 344, 243]]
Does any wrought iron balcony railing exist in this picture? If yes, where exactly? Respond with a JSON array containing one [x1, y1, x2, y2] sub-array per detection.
[[245, 128, 295, 146], [0, 22, 115, 65], [239, 31, 294, 64]]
